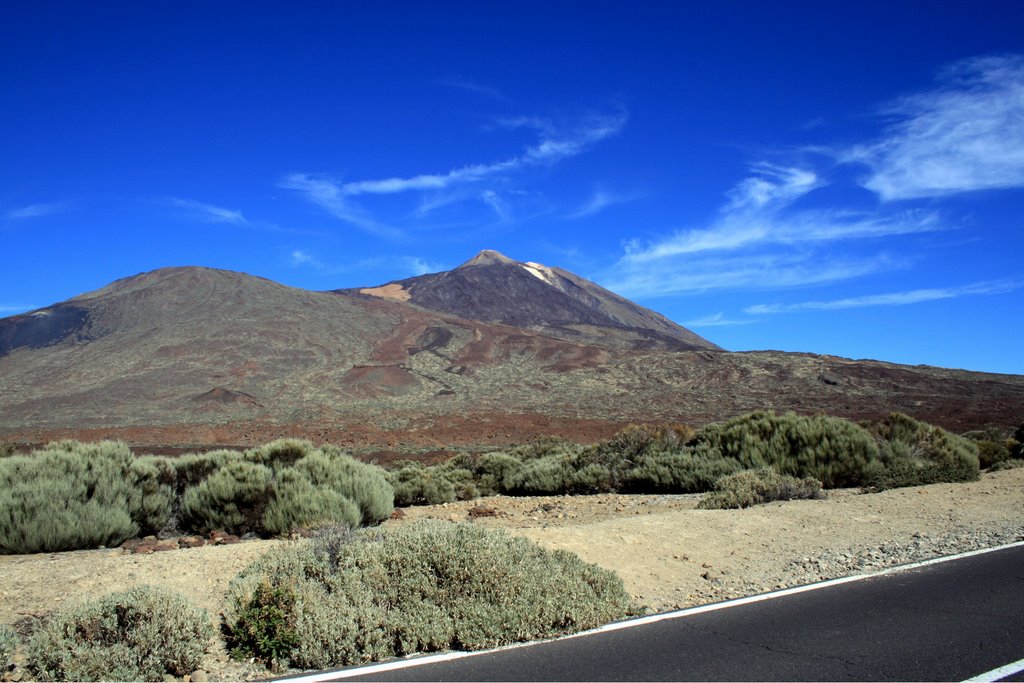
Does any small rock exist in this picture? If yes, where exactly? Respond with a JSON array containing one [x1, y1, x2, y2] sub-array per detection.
[[191, 670, 208, 683], [154, 539, 179, 552], [467, 505, 498, 518], [389, 508, 406, 520], [179, 536, 205, 548]]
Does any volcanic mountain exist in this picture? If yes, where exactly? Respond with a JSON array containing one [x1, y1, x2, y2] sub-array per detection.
[[1, 254, 1023, 450], [344, 250, 719, 352]]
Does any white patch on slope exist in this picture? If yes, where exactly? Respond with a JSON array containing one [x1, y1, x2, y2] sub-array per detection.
[[521, 262, 561, 288]]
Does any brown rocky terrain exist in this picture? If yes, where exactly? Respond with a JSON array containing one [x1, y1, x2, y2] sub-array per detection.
[[1, 252, 1022, 451], [2, 467, 1021, 681]]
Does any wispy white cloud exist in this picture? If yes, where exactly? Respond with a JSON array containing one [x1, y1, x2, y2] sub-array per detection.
[[4, 202, 69, 220], [607, 252, 897, 299], [606, 162, 934, 298], [289, 250, 317, 267], [169, 198, 249, 225], [282, 110, 627, 234], [277, 176, 404, 238], [845, 54, 1024, 200], [405, 256, 443, 275], [566, 187, 641, 219], [745, 280, 1020, 314], [682, 312, 756, 328], [479, 190, 511, 223]]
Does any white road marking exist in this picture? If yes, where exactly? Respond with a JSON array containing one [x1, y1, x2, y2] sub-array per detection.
[[963, 657, 1024, 682], [274, 540, 1024, 682]]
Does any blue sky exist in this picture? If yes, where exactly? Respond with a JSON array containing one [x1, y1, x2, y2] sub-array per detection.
[[2, 1, 1022, 373]]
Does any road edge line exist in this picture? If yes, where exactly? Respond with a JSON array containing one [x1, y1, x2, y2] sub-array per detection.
[[963, 656, 1024, 682], [274, 539, 1024, 682]]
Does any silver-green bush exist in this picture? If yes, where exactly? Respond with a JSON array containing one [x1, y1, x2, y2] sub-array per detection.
[[26, 586, 212, 682], [293, 445, 394, 523], [698, 468, 824, 509], [178, 441, 393, 536], [223, 520, 631, 670], [0, 441, 173, 554], [262, 469, 360, 536], [0, 624, 17, 672], [180, 460, 275, 535], [691, 411, 883, 488]]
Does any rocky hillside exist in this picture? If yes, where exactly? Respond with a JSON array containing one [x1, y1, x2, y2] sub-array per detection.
[[345, 249, 719, 352], [1, 256, 1023, 449]]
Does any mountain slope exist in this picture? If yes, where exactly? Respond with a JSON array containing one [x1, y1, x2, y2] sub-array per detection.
[[347, 249, 719, 352], [1, 260, 1023, 448]]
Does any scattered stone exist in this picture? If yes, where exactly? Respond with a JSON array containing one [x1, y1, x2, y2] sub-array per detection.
[[467, 505, 498, 518], [389, 508, 406, 520], [179, 536, 205, 548], [153, 539, 179, 552], [190, 670, 208, 682]]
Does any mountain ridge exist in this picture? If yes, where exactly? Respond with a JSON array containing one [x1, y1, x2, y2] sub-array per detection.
[[1, 255, 1023, 448]]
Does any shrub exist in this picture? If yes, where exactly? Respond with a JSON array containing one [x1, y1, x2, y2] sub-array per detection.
[[0, 441, 153, 554], [473, 452, 524, 495], [292, 446, 394, 524], [867, 413, 980, 488], [170, 450, 234, 494], [962, 427, 1014, 469], [26, 586, 212, 682], [244, 439, 314, 471], [262, 469, 360, 536], [698, 468, 824, 509], [691, 411, 882, 488], [504, 455, 581, 495], [223, 520, 630, 670], [621, 450, 744, 493], [387, 462, 457, 506], [0, 624, 17, 672], [988, 459, 1024, 472], [596, 423, 695, 461], [180, 460, 274, 535], [127, 456, 176, 535]]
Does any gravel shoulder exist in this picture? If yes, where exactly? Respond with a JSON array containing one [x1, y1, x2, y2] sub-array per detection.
[[1, 467, 1022, 680]]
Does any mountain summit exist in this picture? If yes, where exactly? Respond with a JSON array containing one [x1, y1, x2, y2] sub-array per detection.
[[351, 250, 719, 352]]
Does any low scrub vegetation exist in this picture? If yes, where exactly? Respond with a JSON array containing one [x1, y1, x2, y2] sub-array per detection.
[[0, 624, 17, 673], [384, 411, 983, 506], [865, 413, 980, 489], [0, 411, 998, 555], [698, 468, 824, 509], [0, 441, 173, 554], [0, 439, 393, 554], [223, 520, 631, 670], [26, 586, 212, 682]]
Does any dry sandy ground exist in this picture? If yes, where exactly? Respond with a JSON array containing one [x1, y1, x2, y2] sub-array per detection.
[[1, 467, 1022, 680]]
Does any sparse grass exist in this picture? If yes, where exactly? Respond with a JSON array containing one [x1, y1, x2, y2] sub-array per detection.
[[26, 586, 212, 682], [223, 520, 631, 670]]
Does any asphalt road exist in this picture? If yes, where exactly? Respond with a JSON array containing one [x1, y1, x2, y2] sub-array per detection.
[[286, 544, 1024, 682]]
